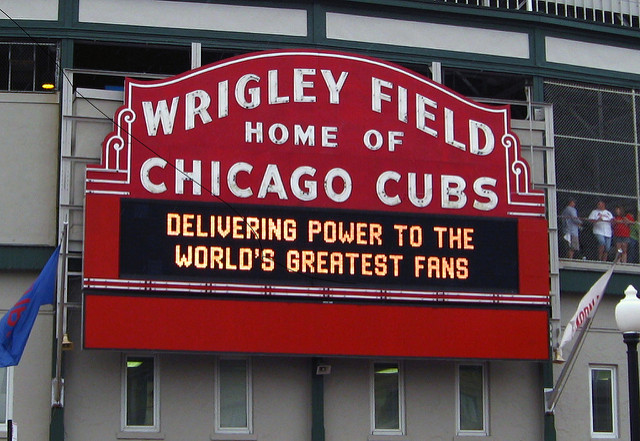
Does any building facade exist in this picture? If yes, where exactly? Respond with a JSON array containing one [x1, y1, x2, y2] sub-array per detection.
[[1, 1, 640, 441]]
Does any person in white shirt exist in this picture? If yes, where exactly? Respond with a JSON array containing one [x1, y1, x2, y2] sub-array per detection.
[[588, 200, 613, 261]]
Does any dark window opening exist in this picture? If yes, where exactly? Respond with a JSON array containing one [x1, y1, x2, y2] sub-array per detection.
[[443, 67, 531, 118], [201, 48, 247, 66], [394, 63, 531, 119], [72, 43, 248, 89], [74, 42, 190, 74], [73, 42, 191, 89], [0, 42, 57, 92]]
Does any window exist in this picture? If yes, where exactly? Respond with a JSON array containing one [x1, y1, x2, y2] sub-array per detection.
[[73, 42, 188, 89], [0, 367, 12, 429], [457, 364, 488, 435], [215, 358, 252, 433], [0, 42, 57, 91], [590, 366, 618, 437], [371, 361, 404, 435], [442, 68, 530, 119], [121, 355, 159, 432]]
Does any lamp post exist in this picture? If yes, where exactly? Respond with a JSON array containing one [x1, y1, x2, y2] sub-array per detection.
[[615, 285, 640, 441]]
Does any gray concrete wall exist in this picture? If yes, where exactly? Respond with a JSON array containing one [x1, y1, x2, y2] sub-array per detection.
[[323, 358, 543, 441], [0, 93, 59, 245], [0, 273, 55, 441], [0, 92, 60, 440], [63, 352, 312, 441], [62, 352, 544, 441], [554, 292, 625, 441]]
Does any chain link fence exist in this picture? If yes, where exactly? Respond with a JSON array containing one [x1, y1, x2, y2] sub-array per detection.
[[546, 80, 640, 263]]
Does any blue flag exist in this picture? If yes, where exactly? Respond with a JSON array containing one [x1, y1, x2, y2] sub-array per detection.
[[0, 246, 60, 367]]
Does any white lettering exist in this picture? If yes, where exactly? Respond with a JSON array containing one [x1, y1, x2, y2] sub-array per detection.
[[398, 85, 408, 123], [416, 94, 438, 137], [175, 159, 202, 195], [257, 164, 288, 199], [236, 74, 261, 109], [245, 121, 263, 143], [268, 123, 289, 144], [322, 126, 338, 148], [472, 177, 498, 211], [372, 77, 393, 113], [408, 173, 433, 207], [268, 70, 289, 104], [444, 107, 465, 151], [293, 68, 316, 103], [321, 70, 348, 104], [228, 162, 253, 198], [140, 157, 167, 193], [441, 175, 467, 209], [185, 90, 212, 131], [377, 171, 401, 206], [325, 168, 352, 203], [364, 129, 384, 150], [211, 161, 220, 196], [388, 131, 403, 152], [469, 120, 495, 155], [294, 125, 315, 146], [291, 166, 317, 201], [142, 97, 179, 136], [218, 80, 229, 118]]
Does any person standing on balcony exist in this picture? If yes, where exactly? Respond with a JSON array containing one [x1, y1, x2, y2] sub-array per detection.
[[561, 199, 582, 259], [630, 220, 639, 263], [613, 206, 634, 263], [588, 200, 614, 261]]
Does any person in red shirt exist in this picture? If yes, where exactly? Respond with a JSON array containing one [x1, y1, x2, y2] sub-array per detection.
[[614, 206, 634, 263]]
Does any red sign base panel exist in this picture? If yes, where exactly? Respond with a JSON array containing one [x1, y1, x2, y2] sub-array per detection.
[[84, 294, 549, 360]]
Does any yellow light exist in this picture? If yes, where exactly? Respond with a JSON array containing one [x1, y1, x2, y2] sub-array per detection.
[[41, 83, 55, 90], [376, 367, 399, 374]]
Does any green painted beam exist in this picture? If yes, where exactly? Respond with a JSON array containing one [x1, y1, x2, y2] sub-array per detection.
[[311, 358, 325, 441], [0, 245, 57, 271], [49, 406, 64, 441], [560, 269, 640, 296], [542, 360, 557, 441]]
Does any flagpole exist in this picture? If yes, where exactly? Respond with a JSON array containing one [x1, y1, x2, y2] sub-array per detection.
[[52, 222, 68, 407], [545, 250, 621, 414]]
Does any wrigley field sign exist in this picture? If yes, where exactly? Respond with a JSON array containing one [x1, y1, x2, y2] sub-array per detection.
[[83, 50, 550, 359]]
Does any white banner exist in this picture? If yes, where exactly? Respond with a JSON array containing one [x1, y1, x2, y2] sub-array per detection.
[[559, 264, 615, 351]]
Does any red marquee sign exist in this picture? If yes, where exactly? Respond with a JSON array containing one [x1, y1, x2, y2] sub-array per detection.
[[83, 50, 550, 360]]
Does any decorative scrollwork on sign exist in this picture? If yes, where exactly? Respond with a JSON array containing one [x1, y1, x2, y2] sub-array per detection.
[[502, 132, 515, 150], [86, 106, 136, 194], [501, 132, 544, 215]]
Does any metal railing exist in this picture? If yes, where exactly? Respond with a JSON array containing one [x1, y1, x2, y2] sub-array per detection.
[[436, 0, 640, 28]]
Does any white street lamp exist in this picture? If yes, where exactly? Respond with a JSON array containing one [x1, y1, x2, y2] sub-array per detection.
[[615, 285, 640, 441]]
